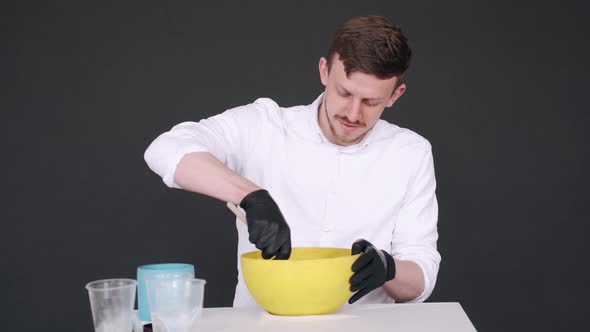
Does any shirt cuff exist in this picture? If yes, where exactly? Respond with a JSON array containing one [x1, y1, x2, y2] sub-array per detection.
[[161, 145, 210, 188]]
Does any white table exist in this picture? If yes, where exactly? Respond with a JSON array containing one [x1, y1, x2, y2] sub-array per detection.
[[136, 303, 476, 332]]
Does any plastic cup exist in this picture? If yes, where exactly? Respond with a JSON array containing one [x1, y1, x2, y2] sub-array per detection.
[[86, 278, 137, 332], [146, 277, 206, 332], [137, 263, 195, 321]]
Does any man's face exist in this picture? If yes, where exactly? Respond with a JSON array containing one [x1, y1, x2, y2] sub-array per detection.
[[318, 55, 406, 146]]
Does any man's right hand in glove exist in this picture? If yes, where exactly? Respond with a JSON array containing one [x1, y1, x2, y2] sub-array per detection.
[[239, 189, 292, 260]]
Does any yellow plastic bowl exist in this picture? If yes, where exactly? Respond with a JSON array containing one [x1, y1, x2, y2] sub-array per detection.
[[241, 247, 360, 316]]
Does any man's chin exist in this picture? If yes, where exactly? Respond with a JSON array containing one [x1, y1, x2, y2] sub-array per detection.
[[335, 133, 364, 146]]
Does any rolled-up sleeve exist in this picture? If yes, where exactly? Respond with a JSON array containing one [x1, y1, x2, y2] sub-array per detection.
[[390, 143, 441, 302], [144, 99, 268, 188]]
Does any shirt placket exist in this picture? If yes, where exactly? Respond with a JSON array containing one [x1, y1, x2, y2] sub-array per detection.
[[319, 147, 341, 245]]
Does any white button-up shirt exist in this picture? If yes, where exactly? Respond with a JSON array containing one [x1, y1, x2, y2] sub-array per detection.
[[144, 93, 441, 307]]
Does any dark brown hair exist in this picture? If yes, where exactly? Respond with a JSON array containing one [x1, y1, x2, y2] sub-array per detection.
[[327, 16, 412, 79]]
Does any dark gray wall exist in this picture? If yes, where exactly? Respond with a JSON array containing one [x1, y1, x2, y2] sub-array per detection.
[[7, 0, 589, 331]]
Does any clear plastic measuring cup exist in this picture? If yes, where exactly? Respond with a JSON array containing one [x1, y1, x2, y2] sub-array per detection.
[[86, 278, 136, 332], [146, 276, 206, 332]]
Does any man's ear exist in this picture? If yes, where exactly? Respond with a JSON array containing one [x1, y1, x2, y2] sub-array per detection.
[[386, 82, 406, 108], [319, 57, 329, 86]]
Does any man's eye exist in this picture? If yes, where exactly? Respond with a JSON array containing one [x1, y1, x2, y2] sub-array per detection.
[[338, 91, 350, 97]]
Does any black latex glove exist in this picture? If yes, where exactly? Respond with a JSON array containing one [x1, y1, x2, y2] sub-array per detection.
[[349, 239, 396, 304], [240, 189, 292, 260]]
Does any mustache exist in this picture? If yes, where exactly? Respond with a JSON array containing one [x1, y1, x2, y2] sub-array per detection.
[[335, 115, 363, 126]]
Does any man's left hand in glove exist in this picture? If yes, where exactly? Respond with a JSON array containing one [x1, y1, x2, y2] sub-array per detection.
[[348, 239, 396, 304]]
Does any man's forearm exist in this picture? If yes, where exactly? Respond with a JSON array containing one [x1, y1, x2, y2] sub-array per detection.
[[174, 152, 260, 204], [383, 260, 425, 302]]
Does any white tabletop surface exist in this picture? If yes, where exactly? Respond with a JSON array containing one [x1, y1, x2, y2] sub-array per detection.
[[186, 302, 476, 332]]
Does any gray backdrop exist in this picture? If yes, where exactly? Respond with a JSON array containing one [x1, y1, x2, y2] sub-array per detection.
[[7, 0, 589, 331]]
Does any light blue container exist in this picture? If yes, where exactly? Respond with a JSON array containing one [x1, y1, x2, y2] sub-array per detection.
[[137, 263, 195, 321]]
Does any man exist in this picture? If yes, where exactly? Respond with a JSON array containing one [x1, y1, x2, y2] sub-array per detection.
[[144, 15, 440, 307]]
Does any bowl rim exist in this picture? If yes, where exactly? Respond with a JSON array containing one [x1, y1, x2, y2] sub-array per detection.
[[241, 247, 360, 261]]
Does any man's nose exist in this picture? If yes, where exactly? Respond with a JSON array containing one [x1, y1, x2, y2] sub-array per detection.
[[346, 99, 363, 123]]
